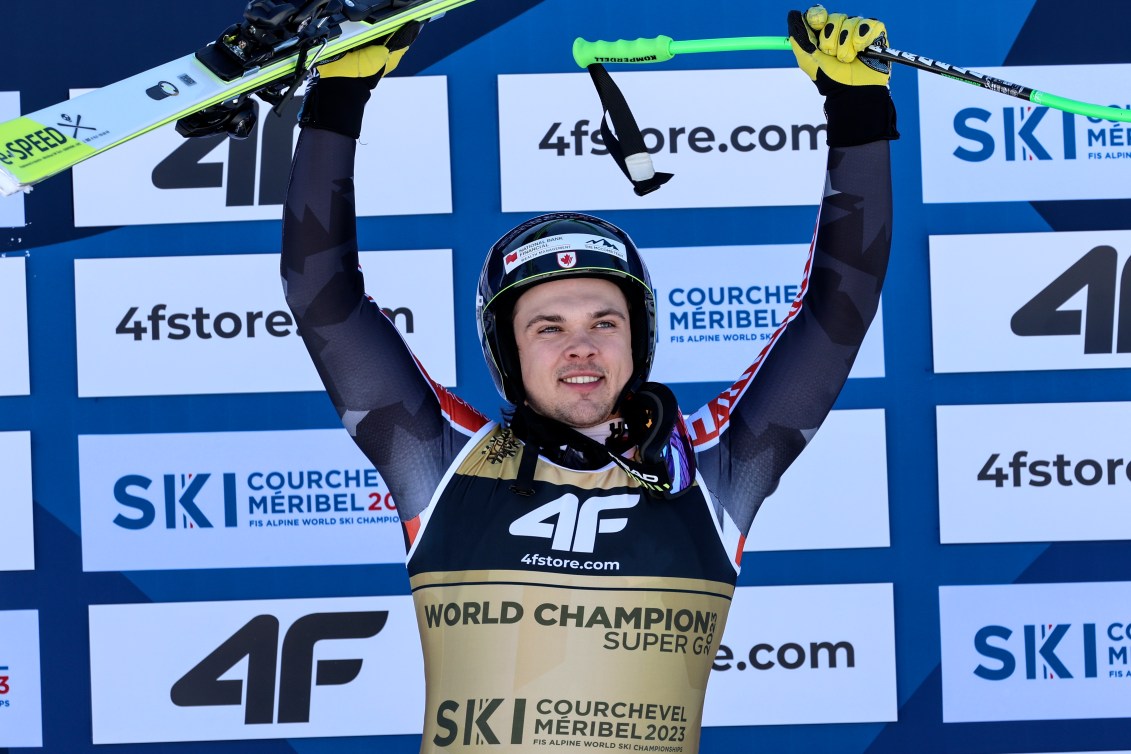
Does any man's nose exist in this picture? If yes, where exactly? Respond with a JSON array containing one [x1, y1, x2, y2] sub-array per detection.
[[565, 329, 598, 358]]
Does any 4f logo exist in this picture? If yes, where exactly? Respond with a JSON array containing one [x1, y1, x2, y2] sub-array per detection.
[[1011, 245, 1131, 354], [171, 611, 386, 724], [509, 493, 637, 553], [152, 98, 300, 207]]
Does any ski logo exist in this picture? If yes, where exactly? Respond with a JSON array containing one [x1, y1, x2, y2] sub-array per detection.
[[509, 493, 638, 553], [594, 55, 659, 64], [557, 252, 577, 268], [147, 73, 198, 101], [57, 113, 96, 139], [860, 33, 891, 75], [0, 126, 71, 168], [582, 236, 628, 261], [146, 81, 181, 101]]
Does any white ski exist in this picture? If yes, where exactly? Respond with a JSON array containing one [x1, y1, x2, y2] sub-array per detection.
[[0, 0, 475, 196]]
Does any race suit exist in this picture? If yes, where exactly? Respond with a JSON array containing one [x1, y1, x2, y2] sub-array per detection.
[[281, 126, 891, 752]]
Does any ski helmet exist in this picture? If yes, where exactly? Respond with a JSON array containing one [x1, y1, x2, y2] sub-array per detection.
[[477, 212, 657, 406]]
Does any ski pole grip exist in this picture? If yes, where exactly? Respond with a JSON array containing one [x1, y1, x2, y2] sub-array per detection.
[[572, 36, 675, 68], [1032, 91, 1131, 122]]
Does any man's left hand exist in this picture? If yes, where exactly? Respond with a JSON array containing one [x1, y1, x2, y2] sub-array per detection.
[[788, 5, 891, 91]]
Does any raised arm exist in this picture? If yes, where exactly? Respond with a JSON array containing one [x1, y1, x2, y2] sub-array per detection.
[[281, 24, 486, 524], [693, 6, 897, 535]]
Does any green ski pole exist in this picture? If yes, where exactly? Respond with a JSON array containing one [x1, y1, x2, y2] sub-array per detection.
[[573, 35, 1131, 123]]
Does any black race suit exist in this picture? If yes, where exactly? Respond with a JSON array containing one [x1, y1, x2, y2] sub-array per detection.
[[281, 126, 891, 752]]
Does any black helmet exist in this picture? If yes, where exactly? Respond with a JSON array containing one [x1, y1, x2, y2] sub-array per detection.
[[477, 212, 657, 406]]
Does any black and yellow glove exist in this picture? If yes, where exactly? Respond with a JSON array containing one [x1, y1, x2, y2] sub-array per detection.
[[298, 20, 422, 139], [787, 5, 898, 147]]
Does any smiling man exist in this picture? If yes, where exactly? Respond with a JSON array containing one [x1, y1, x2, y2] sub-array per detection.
[[279, 5, 896, 751], [509, 276, 633, 429]]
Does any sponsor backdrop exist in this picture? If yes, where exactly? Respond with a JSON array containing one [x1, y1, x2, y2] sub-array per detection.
[[1, 1, 1128, 753], [88, 596, 423, 743], [498, 69, 829, 212], [0, 432, 34, 572], [0, 611, 42, 748], [78, 429, 406, 572], [919, 64, 1131, 204], [930, 230, 1131, 373], [70, 78, 453, 227], [937, 402, 1131, 545], [644, 244, 886, 383], [703, 583, 898, 727], [0, 93, 24, 229], [73, 249, 455, 396], [939, 582, 1131, 723], [0, 258, 30, 396]]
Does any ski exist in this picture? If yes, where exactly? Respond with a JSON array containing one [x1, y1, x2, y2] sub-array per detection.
[[0, 0, 475, 197]]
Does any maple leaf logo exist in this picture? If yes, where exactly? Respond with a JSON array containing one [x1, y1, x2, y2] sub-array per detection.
[[558, 252, 576, 268]]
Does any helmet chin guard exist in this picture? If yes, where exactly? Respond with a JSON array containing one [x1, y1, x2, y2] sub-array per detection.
[[477, 212, 657, 407]]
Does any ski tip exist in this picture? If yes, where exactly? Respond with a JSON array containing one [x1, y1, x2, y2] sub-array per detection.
[[0, 171, 31, 197]]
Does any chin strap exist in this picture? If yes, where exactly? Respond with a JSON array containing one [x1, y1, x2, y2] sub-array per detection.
[[618, 382, 696, 498], [507, 383, 695, 500]]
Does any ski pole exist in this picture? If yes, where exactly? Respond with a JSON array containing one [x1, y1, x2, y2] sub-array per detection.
[[572, 35, 1131, 123]]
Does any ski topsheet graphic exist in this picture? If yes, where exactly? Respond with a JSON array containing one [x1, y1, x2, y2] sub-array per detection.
[[0, 0, 474, 197]]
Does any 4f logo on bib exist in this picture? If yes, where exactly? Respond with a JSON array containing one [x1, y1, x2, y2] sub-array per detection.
[[509, 494, 638, 553]]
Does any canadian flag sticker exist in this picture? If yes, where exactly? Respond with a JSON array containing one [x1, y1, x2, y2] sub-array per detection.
[[557, 252, 577, 268]]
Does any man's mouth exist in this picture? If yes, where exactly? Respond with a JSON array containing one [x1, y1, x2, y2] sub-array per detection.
[[562, 375, 601, 385]]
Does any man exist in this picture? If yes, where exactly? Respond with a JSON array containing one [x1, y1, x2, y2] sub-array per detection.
[[280, 6, 895, 750]]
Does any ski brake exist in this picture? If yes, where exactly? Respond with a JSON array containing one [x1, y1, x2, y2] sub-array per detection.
[[179, 0, 426, 139]]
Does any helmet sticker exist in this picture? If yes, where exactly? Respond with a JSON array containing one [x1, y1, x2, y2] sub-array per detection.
[[502, 233, 627, 274], [557, 252, 577, 268]]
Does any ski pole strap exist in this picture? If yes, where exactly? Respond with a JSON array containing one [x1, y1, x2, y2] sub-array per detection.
[[585, 64, 672, 196], [271, 40, 318, 115]]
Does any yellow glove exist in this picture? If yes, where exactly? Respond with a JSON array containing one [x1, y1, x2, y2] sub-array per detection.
[[316, 21, 418, 79], [788, 5, 890, 88], [299, 21, 421, 138]]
